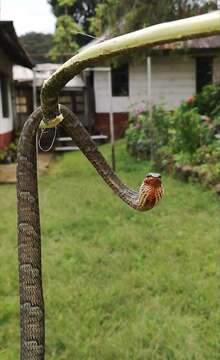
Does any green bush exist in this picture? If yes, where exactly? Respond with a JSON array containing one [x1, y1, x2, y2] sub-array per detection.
[[126, 104, 216, 160], [198, 163, 220, 186], [171, 104, 214, 155], [126, 112, 152, 156], [126, 106, 171, 157], [151, 106, 172, 147], [194, 84, 220, 117], [0, 137, 18, 164], [125, 89, 220, 187], [192, 142, 220, 165]]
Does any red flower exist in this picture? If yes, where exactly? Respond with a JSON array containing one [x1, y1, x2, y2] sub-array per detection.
[[186, 96, 194, 104]]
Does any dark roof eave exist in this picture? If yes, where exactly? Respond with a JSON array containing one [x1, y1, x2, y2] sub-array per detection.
[[145, 47, 220, 57], [0, 21, 33, 68]]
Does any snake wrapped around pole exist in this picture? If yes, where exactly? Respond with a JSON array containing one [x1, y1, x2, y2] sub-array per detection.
[[16, 12, 220, 360]]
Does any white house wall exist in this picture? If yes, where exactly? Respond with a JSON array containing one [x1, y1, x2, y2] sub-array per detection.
[[94, 71, 130, 113], [94, 55, 195, 113], [151, 56, 195, 110], [0, 95, 13, 134]]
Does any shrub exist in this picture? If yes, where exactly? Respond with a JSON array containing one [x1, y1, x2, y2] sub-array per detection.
[[151, 106, 172, 147], [192, 142, 220, 165], [154, 145, 174, 171], [125, 93, 220, 189], [194, 84, 220, 117], [0, 136, 18, 164], [171, 104, 214, 155], [197, 163, 220, 186], [126, 106, 172, 157], [126, 112, 151, 156]]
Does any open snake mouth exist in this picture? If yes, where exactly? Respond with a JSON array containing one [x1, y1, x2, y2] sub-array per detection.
[[144, 173, 162, 187]]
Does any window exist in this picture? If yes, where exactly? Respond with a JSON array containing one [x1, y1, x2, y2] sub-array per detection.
[[59, 92, 85, 114], [59, 95, 72, 109], [0, 75, 9, 117], [75, 94, 84, 114], [196, 57, 213, 93], [111, 64, 129, 96], [16, 95, 28, 114]]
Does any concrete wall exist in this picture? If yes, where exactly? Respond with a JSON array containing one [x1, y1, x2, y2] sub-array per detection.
[[94, 55, 196, 114], [93, 54, 220, 137], [151, 56, 195, 109]]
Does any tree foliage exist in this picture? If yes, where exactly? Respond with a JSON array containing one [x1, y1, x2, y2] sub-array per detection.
[[89, 0, 217, 36], [48, 0, 101, 34], [49, 15, 81, 62], [48, 0, 217, 62], [48, 0, 101, 61], [19, 32, 53, 63]]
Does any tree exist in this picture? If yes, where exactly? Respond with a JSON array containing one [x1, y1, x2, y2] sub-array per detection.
[[48, 0, 101, 34], [48, 0, 101, 62], [49, 15, 81, 62], [89, 0, 217, 36], [19, 32, 53, 63]]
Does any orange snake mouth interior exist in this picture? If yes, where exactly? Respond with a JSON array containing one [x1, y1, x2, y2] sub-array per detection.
[[145, 177, 161, 187]]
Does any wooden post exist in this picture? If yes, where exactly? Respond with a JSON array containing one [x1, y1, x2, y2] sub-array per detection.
[[108, 69, 116, 171], [84, 67, 116, 171], [147, 56, 154, 162], [33, 67, 37, 110]]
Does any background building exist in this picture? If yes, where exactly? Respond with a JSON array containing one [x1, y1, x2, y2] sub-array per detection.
[[0, 21, 32, 149]]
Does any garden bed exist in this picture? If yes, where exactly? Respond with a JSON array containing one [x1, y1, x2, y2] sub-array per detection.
[[126, 84, 220, 196]]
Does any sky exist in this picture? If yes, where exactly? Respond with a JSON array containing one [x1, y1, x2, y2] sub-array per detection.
[[1, 0, 56, 35]]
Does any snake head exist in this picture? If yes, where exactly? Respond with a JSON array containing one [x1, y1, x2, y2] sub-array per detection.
[[144, 172, 162, 187], [138, 172, 164, 211]]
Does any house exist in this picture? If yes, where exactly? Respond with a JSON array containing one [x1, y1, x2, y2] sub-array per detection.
[[13, 63, 89, 131], [0, 21, 32, 149], [13, 34, 220, 142], [82, 34, 220, 138]]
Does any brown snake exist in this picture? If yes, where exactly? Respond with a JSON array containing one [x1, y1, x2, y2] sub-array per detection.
[[17, 105, 163, 359], [16, 12, 218, 359]]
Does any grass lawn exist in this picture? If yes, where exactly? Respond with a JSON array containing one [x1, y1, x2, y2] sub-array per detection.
[[0, 140, 219, 359]]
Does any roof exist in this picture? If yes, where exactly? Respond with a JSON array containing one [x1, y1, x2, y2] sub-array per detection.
[[13, 63, 85, 89], [0, 21, 32, 68], [153, 35, 220, 52], [79, 32, 220, 56]]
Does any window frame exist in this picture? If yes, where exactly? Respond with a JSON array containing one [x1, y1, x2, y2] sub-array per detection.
[[0, 74, 10, 118], [16, 95, 28, 114], [111, 64, 129, 97], [196, 57, 213, 93]]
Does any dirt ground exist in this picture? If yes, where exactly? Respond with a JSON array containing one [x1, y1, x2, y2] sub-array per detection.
[[0, 153, 53, 184]]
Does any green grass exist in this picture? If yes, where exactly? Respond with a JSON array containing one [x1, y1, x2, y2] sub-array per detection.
[[0, 140, 219, 359]]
